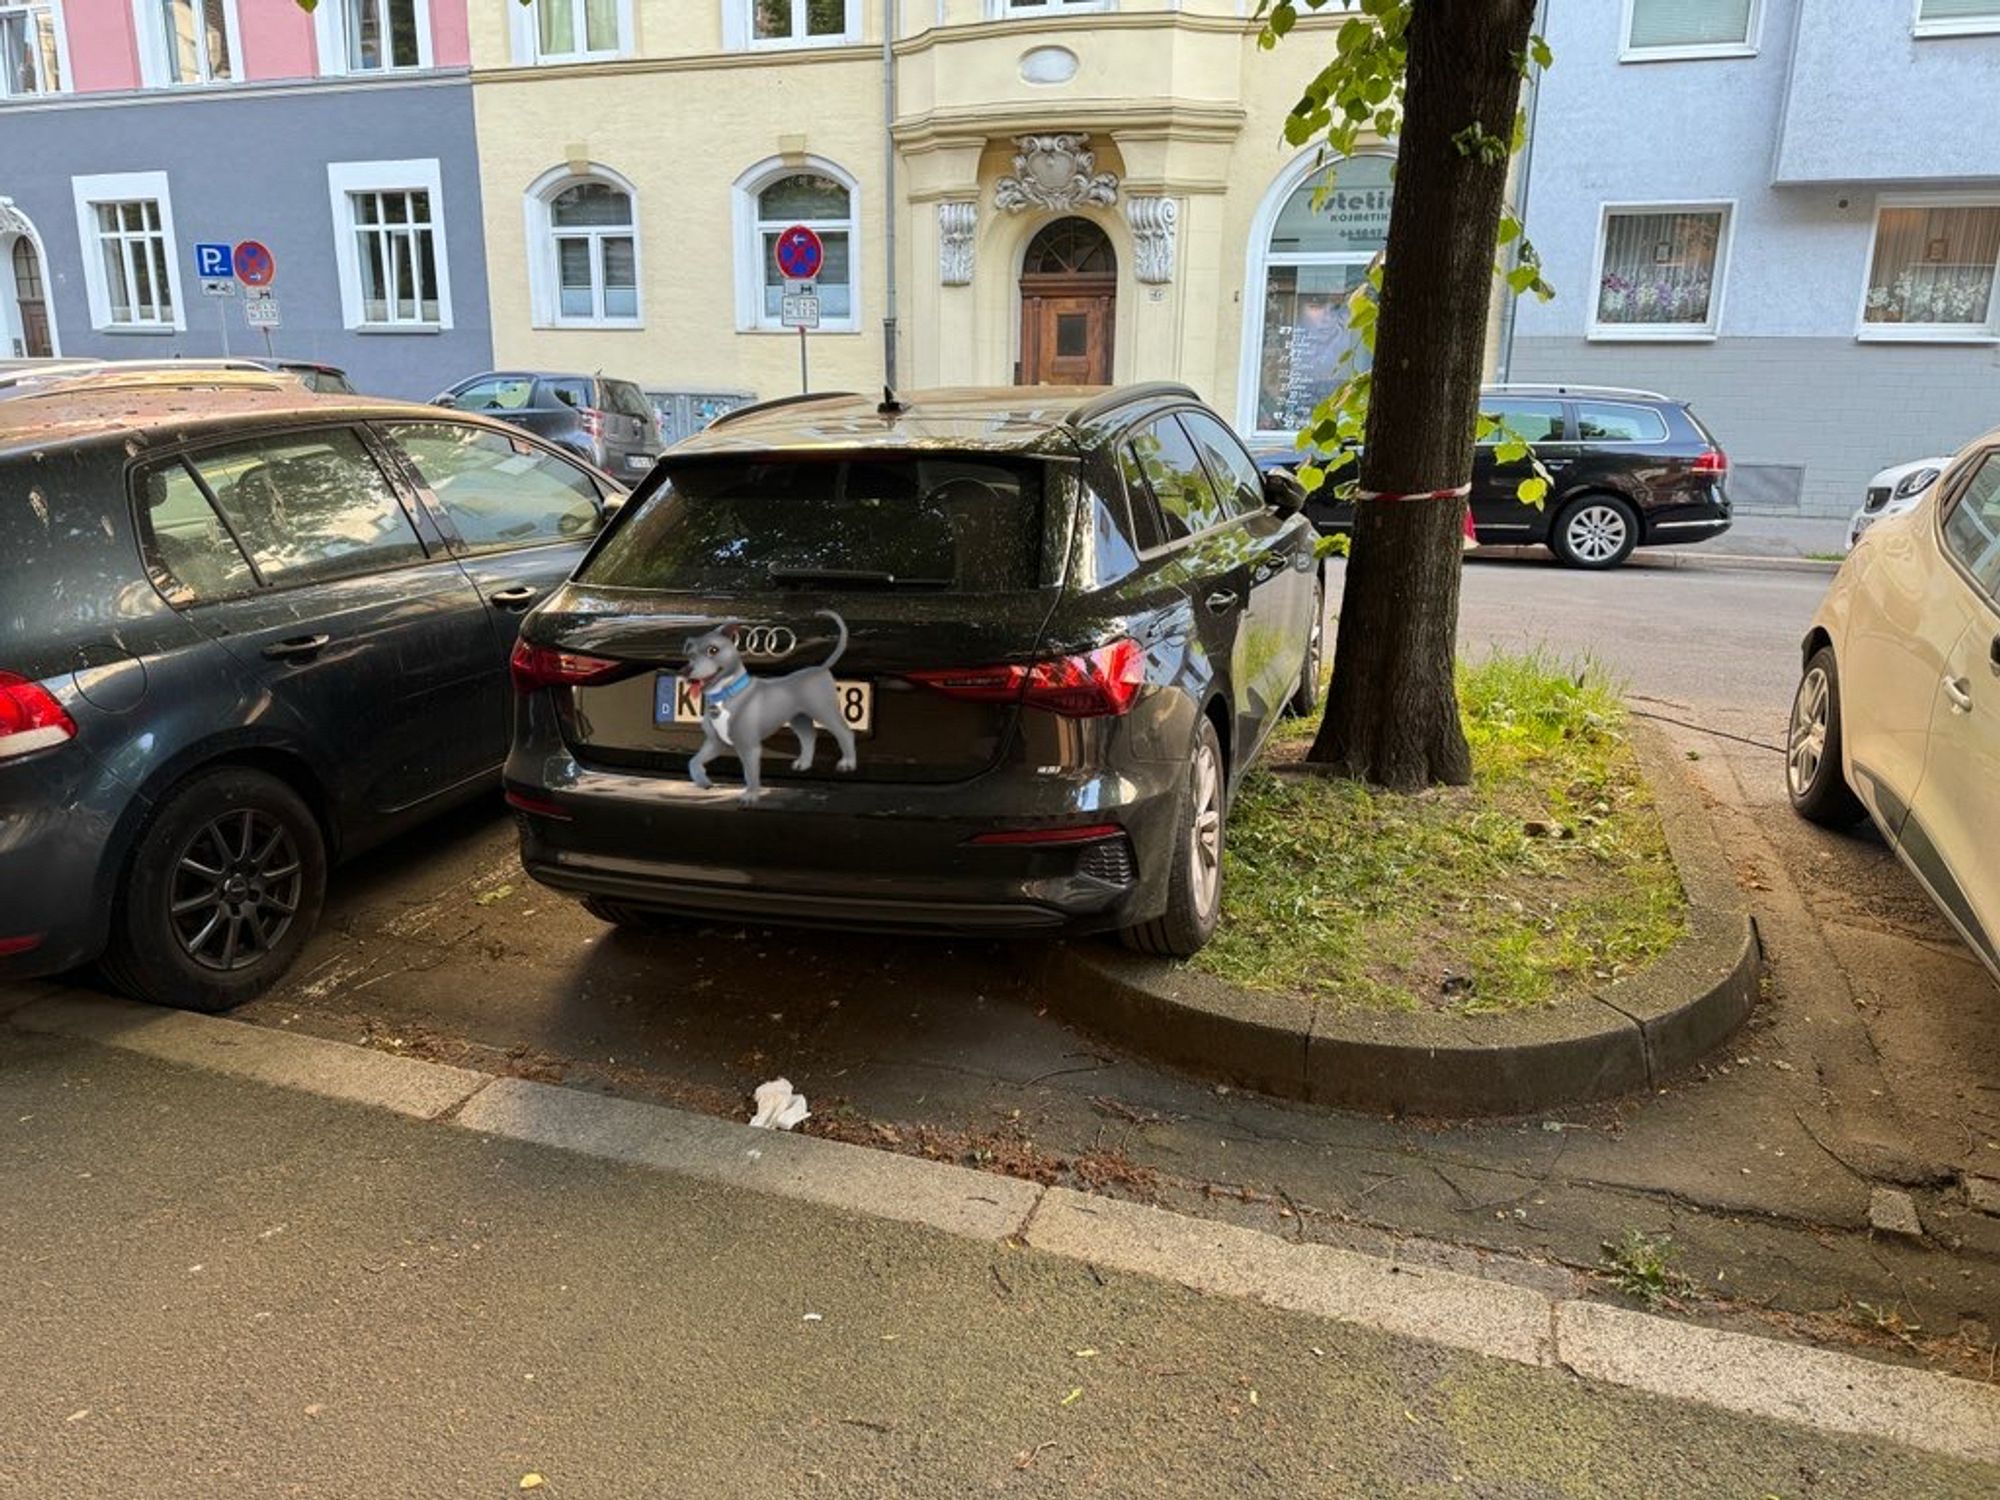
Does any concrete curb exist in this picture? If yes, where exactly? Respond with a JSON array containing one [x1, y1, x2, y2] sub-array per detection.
[[1471, 546, 1840, 575], [10, 991, 1998, 1468], [1038, 722, 1759, 1117]]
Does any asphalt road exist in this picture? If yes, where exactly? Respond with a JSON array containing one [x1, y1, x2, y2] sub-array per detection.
[[6, 1031, 1990, 1498]]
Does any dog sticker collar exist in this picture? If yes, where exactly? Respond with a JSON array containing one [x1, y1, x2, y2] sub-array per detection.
[[702, 671, 753, 704]]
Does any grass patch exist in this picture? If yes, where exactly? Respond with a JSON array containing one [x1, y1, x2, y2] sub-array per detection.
[[1190, 650, 1687, 1016], [1600, 1229, 1695, 1308]]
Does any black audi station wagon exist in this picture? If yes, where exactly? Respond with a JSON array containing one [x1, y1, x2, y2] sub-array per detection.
[[505, 384, 1322, 956]]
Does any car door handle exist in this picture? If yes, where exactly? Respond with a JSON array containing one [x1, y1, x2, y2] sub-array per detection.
[[261, 634, 330, 662], [489, 586, 540, 609], [1204, 590, 1239, 614], [1943, 675, 1974, 714]]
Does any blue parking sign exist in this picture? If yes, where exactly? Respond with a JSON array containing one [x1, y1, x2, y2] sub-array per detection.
[[194, 242, 233, 280]]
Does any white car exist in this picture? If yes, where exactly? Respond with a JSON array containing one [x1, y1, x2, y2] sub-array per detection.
[[1847, 455, 1952, 551], [1789, 429, 2000, 984]]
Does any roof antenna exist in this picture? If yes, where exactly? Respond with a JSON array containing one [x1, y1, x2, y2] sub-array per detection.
[[877, 385, 906, 416]]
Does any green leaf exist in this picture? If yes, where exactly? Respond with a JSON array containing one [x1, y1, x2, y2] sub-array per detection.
[[1298, 464, 1327, 494], [1506, 263, 1542, 294], [1497, 215, 1522, 246], [1530, 34, 1554, 69], [1270, 4, 1296, 38], [1516, 476, 1550, 508], [1494, 436, 1528, 464]]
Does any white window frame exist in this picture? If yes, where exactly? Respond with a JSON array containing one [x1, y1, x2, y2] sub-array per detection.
[[523, 164, 643, 329], [132, 0, 242, 88], [988, 0, 1114, 16], [508, 0, 632, 64], [313, 0, 434, 77], [71, 171, 186, 333], [722, 0, 860, 52], [1235, 145, 1395, 440], [327, 158, 454, 333], [1913, 0, 2000, 38], [1855, 192, 2000, 344], [731, 154, 861, 333], [1619, 0, 1761, 62], [0, 1, 71, 98], [1587, 200, 1734, 342]]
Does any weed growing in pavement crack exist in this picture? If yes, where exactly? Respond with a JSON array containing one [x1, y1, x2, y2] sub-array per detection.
[[1600, 1228, 1695, 1308]]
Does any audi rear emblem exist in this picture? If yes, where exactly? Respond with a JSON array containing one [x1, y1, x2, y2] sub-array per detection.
[[737, 626, 797, 659]]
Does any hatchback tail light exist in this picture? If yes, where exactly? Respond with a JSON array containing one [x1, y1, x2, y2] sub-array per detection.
[[509, 639, 631, 694], [908, 639, 1145, 718], [0, 671, 77, 760], [1692, 448, 1728, 476]]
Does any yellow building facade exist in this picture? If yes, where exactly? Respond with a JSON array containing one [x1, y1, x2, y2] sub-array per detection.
[[467, 0, 1406, 441]]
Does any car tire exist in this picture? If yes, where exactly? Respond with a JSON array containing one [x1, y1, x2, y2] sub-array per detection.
[[101, 767, 327, 1013], [1284, 573, 1326, 718], [1550, 493, 1640, 570], [1120, 717, 1226, 959], [581, 896, 682, 932], [1786, 647, 1866, 828]]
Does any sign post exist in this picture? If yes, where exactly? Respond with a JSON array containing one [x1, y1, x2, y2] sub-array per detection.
[[774, 224, 825, 394]]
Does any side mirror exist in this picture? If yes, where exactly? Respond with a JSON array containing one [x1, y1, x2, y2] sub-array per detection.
[[1263, 469, 1308, 517], [431, 394, 456, 408]]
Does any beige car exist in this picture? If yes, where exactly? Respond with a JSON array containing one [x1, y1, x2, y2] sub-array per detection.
[[1788, 428, 2000, 984]]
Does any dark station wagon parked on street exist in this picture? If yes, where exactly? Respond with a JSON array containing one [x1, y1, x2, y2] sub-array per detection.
[[1257, 384, 1733, 569], [434, 370, 660, 481], [0, 368, 623, 1010], [504, 384, 1323, 956]]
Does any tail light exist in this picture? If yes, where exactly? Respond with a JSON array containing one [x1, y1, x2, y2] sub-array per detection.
[[967, 823, 1124, 846], [908, 639, 1145, 718], [0, 933, 45, 957], [0, 671, 77, 760], [509, 639, 630, 694], [1692, 448, 1728, 476], [580, 408, 607, 441]]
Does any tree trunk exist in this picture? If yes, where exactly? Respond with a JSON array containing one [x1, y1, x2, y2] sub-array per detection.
[[1307, 0, 1540, 791]]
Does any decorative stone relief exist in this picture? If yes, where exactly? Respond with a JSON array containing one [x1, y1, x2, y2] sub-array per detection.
[[938, 201, 977, 286], [993, 134, 1118, 214], [1125, 196, 1179, 285], [1019, 46, 1079, 85]]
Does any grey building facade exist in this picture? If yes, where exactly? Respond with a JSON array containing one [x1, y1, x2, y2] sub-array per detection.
[[0, 74, 491, 400], [1508, 0, 2000, 517]]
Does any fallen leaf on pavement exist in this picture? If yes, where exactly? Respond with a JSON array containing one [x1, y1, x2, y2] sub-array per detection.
[[519, 1476, 545, 1491], [476, 884, 515, 906], [1060, 1387, 1083, 1407]]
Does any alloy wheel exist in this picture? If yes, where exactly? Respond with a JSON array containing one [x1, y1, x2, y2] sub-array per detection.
[[1787, 666, 1831, 798], [1565, 503, 1629, 565], [1188, 737, 1223, 921], [168, 809, 304, 972]]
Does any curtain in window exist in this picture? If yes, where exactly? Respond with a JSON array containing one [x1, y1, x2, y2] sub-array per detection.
[[1628, 0, 1753, 48], [1864, 207, 2000, 326], [1595, 210, 1722, 327]]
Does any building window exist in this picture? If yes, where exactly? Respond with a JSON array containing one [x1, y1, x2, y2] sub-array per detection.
[[0, 2, 64, 97], [1915, 1, 2000, 38], [327, 159, 454, 331], [1591, 204, 1730, 339], [72, 172, 184, 332], [159, 0, 229, 81], [729, 0, 856, 50], [1245, 151, 1392, 436], [315, 0, 431, 75], [991, 1, 1113, 14], [527, 169, 641, 327], [518, 0, 627, 61], [1859, 201, 2000, 340], [732, 158, 858, 331], [1622, 0, 1757, 59]]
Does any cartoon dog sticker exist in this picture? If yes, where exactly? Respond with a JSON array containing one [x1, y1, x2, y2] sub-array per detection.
[[681, 609, 858, 804]]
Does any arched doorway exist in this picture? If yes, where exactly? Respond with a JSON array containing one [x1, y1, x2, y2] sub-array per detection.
[[10, 238, 52, 358], [1017, 217, 1115, 386]]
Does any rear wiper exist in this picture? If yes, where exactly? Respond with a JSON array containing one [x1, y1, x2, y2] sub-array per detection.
[[766, 566, 951, 589]]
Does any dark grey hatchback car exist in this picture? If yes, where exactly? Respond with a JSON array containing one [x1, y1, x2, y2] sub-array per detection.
[[504, 384, 1322, 956], [0, 368, 620, 1009]]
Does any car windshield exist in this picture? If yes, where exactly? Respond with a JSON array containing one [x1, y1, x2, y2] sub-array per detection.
[[581, 456, 1044, 593]]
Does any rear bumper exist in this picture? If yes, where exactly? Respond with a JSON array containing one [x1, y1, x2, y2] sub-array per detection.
[[0, 748, 131, 981], [505, 751, 1184, 937], [1641, 497, 1731, 548]]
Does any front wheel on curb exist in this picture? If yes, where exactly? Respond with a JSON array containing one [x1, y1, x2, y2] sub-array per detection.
[[1121, 717, 1225, 958], [1787, 646, 1866, 827], [101, 767, 328, 1013], [1285, 573, 1326, 718], [1550, 494, 1640, 570]]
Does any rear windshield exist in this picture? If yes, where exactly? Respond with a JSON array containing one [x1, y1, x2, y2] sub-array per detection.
[[580, 456, 1044, 593]]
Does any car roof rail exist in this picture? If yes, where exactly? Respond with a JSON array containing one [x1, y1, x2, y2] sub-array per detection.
[[704, 390, 861, 429], [1482, 382, 1672, 402], [1064, 382, 1202, 427]]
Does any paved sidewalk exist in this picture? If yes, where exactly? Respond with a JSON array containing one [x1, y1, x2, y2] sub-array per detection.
[[1712, 512, 1851, 560], [3, 1025, 1996, 1498]]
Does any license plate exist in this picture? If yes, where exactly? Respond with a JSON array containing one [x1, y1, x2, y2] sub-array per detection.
[[655, 674, 873, 735], [626, 454, 653, 470]]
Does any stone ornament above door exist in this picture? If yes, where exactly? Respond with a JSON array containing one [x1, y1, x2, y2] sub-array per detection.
[[938, 201, 977, 286], [993, 135, 1118, 214]]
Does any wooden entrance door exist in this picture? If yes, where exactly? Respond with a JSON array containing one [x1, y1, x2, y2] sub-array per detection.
[[9, 239, 51, 359], [1017, 218, 1116, 386]]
